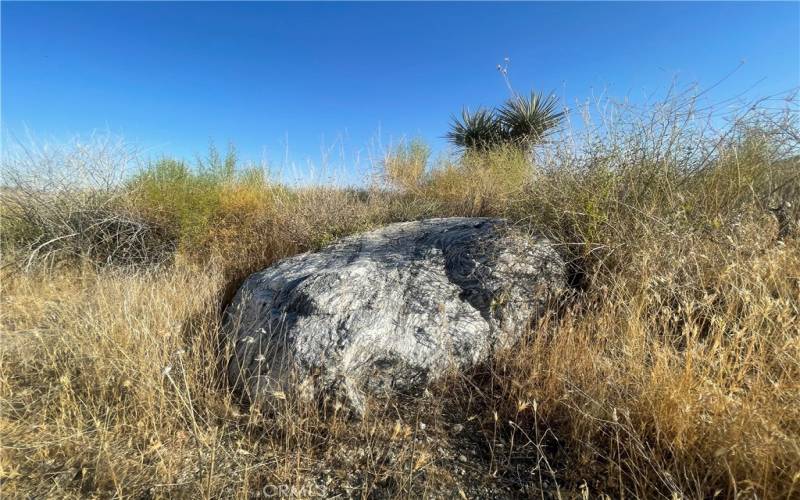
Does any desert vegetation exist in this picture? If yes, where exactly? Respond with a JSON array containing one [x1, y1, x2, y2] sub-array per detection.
[[1, 85, 798, 498], [446, 91, 564, 152]]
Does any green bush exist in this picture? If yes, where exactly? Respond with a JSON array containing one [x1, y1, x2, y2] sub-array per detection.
[[126, 146, 274, 257]]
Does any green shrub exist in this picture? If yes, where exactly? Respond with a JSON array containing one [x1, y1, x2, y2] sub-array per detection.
[[126, 146, 276, 260]]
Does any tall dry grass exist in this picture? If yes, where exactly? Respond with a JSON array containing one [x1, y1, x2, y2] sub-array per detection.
[[1, 87, 798, 497]]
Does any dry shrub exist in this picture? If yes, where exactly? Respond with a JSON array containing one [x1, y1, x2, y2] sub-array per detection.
[[0, 137, 174, 270], [383, 144, 532, 217], [425, 146, 531, 217], [383, 139, 429, 192], [510, 88, 799, 291]]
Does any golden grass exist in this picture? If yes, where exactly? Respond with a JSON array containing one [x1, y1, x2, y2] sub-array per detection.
[[1, 94, 798, 497], [484, 219, 800, 498], [3, 206, 797, 498], [0, 266, 488, 498]]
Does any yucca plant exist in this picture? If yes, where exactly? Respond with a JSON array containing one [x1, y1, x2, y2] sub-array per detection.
[[445, 108, 503, 152], [497, 91, 565, 147], [446, 92, 565, 153]]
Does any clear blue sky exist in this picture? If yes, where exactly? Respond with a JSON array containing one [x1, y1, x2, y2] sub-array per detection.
[[2, 1, 799, 182]]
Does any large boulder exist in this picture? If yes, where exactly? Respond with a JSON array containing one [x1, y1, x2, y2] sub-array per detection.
[[223, 217, 566, 413]]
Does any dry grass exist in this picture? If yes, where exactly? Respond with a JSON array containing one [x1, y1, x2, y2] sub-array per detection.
[[483, 220, 800, 498], [1, 89, 799, 498], [0, 266, 495, 498]]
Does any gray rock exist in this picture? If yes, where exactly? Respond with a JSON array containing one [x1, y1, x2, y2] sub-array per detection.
[[223, 217, 566, 413]]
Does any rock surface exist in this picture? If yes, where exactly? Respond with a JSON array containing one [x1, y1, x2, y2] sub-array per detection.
[[223, 217, 566, 412]]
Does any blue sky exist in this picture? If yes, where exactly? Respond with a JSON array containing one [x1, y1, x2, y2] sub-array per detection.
[[2, 1, 799, 182]]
